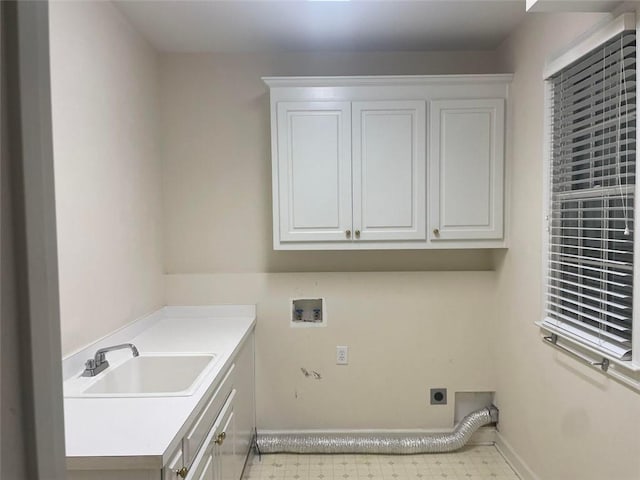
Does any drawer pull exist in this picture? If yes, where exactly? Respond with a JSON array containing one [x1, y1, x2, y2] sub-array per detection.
[[215, 431, 226, 445], [175, 467, 188, 478]]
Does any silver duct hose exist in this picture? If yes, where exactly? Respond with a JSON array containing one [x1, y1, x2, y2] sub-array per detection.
[[258, 405, 498, 455]]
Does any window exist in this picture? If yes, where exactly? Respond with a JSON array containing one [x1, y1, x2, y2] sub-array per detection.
[[542, 24, 637, 364]]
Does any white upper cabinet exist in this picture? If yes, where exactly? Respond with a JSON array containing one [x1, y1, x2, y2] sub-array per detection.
[[352, 101, 426, 241], [429, 99, 505, 241], [264, 75, 511, 250], [276, 101, 352, 243]]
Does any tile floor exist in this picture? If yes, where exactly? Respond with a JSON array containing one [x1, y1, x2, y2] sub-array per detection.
[[243, 445, 520, 480]]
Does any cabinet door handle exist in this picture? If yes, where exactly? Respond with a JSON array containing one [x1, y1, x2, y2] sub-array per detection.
[[215, 431, 226, 445], [355, 230, 360, 239], [345, 230, 351, 239], [433, 228, 440, 236], [175, 467, 188, 479]]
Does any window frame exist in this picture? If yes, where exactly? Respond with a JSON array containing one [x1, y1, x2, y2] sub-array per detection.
[[538, 12, 640, 390]]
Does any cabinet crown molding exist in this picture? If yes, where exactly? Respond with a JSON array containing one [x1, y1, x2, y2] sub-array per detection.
[[262, 74, 514, 88]]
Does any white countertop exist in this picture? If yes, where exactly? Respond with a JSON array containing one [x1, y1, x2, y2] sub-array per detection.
[[63, 306, 256, 470]]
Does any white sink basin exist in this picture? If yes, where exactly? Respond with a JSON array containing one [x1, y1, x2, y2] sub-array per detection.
[[69, 354, 217, 398]]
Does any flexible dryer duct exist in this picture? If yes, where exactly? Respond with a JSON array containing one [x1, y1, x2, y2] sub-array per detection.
[[257, 405, 498, 455]]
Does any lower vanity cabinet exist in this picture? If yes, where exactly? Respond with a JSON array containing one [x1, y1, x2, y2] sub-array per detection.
[[67, 331, 255, 480], [165, 332, 255, 480]]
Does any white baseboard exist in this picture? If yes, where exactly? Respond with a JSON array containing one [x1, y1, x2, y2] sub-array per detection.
[[495, 431, 539, 480]]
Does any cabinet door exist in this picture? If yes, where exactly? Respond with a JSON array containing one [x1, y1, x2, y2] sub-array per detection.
[[188, 390, 236, 480], [195, 452, 215, 480], [429, 99, 504, 241], [275, 101, 352, 243], [218, 408, 235, 480], [352, 101, 426, 241], [185, 444, 214, 480]]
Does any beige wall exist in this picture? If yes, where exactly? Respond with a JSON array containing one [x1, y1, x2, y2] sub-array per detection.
[[160, 51, 502, 274], [494, 11, 640, 480], [50, 1, 164, 355], [160, 51, 504, 429], [166, 272, 496, 430]]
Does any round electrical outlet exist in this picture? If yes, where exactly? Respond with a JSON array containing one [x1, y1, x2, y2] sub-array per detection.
[[430, 388, 447, 405]]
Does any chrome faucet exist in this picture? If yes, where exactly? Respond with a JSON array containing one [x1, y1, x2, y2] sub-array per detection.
[[82, 343, 140, 377]]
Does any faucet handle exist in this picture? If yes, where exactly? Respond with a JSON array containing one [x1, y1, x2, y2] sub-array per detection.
[[85, 358, 97, 370], [95, 352, 106, 365]]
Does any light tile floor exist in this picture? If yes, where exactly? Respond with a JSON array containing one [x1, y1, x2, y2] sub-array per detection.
[[243, 446, 520, 480]]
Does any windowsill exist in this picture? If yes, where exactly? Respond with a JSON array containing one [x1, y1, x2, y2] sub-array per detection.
[[536, 320, 640, 392]]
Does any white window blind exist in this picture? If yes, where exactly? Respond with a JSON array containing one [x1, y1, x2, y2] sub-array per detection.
[[544, 30, 637, 361]]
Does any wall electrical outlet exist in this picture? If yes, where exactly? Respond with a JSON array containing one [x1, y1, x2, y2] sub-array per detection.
[[336, 346, 348, 365], [430, 388, 447, 405]]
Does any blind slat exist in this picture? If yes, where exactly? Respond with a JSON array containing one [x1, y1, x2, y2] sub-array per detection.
[[551, 151, 636, 170], [550, 235, 632, 244], [545, 309, 631, 343], [553, 51, 635, 95], [554, 88, 635, 122], [555, 124, 636, 144], [555, 133, 635, 152], [550, 216, 634, 222], [547, 288, 631, 312], [548, 259, 631, 277], [551, 203, 634, 212], [547, 295, 631, 323], [548, 267, 630, 288], [546, 276, 630, 299], [548, 243, 632, 256], [552, 174, 636, 189], [552, 184, 634, 200]]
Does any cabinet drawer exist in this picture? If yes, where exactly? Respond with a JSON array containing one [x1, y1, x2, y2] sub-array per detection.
[[184, 364, 235, 467]]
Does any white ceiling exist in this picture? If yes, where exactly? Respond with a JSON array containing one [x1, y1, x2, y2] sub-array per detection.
[[114, 0, 528, 53]]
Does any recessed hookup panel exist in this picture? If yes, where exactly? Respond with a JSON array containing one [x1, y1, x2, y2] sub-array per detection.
[[291, 298, 326, 327]]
